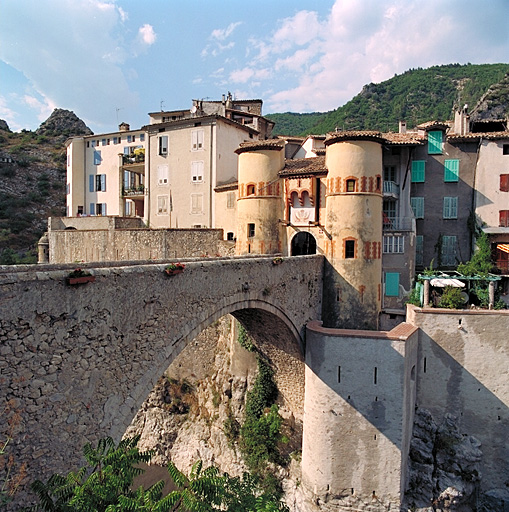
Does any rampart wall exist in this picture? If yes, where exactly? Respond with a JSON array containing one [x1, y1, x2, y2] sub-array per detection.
[[407, 305, 509, 492]]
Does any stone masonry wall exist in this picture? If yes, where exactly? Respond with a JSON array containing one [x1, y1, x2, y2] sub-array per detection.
[[48, 226, 235, 263], [0, 255, 323, 509]]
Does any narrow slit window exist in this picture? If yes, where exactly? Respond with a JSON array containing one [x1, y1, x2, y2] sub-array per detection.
[[374, 367, 378, 385]]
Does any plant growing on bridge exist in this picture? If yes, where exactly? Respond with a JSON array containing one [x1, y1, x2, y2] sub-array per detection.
[[164, 263, 185, 276]]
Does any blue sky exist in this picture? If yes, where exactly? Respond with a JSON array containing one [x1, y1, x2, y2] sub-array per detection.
[[0, 0, 508, 134]]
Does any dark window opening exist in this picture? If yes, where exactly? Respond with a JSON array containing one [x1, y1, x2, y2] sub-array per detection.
[[227, 232, 234, 241], [345, 240, 355, 258], [374, 367, 378, 385], [248, 223, 255, 238], [247, 184, 255, 196], [346, 179, 355, 192], [503, 145, 509, 155]]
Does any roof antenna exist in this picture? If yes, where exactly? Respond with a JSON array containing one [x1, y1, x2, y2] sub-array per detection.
[[115, 107, 123, 125], [160, 100, 165, 112]]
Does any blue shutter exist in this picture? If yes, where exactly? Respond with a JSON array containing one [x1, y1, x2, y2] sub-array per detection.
[[444, 160, 459, 182], [89, 203, 95, 215], [428, 131, 443, 154], [89, 175, 95, 192], [101, 174, 106, 192], [385, 273, 400, 297], [411, 161, 425, 182], [94, 150, 101, 165], [102, 203, 107, 216]]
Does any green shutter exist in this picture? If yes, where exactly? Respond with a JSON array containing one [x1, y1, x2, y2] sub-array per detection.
[[443, 197, 458, 219], [385, 272, 400, 297], [428, 131, 443, 154], [411, 197, 424, 218], [444, 159, 459, 182], [411, 160, 426, 182]]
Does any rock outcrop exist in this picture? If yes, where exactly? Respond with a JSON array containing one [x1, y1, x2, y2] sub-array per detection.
[[36, 108, 93, 136], [404, 408, 482, 511], [0, 119, 10, 132]]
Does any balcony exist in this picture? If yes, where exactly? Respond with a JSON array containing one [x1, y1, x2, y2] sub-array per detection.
[[383, 181, 399, 199], [383, 216, 414, 232], [123, 185, 145, 197]]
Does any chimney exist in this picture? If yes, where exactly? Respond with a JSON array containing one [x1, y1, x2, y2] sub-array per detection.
[[399, 121, 407, 134], [119, 122, 130, 132], [454, 109, 470, 135]]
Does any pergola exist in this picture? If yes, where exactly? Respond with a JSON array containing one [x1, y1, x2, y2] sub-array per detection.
[[417, 271, 502, 308]]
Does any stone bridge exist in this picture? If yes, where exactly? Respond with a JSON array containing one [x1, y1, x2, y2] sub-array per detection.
[[0, 255, 323, 500]]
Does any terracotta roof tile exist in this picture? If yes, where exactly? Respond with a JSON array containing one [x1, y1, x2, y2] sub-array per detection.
[[382, 132, 426, 145], [325, 130, 385, 146], [235, 139, 285, 154], [279, 156, 327, 177], [447, 131, 509, 142]]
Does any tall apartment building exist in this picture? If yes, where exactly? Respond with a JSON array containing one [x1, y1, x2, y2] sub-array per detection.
[[65, 93, 274, 234]]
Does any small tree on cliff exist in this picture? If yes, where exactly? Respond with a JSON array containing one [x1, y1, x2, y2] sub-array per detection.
[[27, 436, 288, 512]]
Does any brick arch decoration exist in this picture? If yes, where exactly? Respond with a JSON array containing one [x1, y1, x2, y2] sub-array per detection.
[[0, 256, 322, 506]]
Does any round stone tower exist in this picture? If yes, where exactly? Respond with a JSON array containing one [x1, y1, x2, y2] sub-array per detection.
[[235, 140, 285, 255], [322, 131, 383, 329]]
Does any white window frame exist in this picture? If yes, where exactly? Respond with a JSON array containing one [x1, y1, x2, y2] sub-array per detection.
[[157, 195, 168, 215], [157, 165, 169, 186], [191, 129, 204, 151], [383, 235, 404, 253], [191, 193, 204, 214], [191, 161, 204, 183], [159, 135, 168, 156]]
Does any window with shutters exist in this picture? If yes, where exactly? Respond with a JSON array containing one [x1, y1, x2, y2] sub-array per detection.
[[191, 129, 204, 151], [428, 130, 443, 154], [191, 161, 204, 183], [191, 194, 203, 214], [93, 150, 102, 165], [411, 160, 425, 182], [227, 192, 235, 208], [385, 272, 400, 296], [159, 135, 168, 155], [89, 203, 95, 215], [95, 174, 106, 192], [411, 197, 424, 219], [443, 197, 458, 219], [444, 159, 459, 182], [346, 179, 356, 192], [441, 236, 457, 266], [500, 210, 509, 227], [157, 165, 169, 185], [500, 174, 509, 192], [416, 235, 424, 266], [96, 203, 107, 216], [157, 195, 168, 215]]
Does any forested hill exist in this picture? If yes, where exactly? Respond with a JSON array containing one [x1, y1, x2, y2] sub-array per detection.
[[266, 63, 509, 136]]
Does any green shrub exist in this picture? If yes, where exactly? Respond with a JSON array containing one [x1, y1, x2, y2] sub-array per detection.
[[438, 286, 464, 309]]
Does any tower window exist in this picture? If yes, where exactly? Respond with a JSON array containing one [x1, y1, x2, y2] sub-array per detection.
[[248, 223, 255, 238], [345, 239, 355, 258], [346, 179, 356, 192], [247, 184, 255, 196]]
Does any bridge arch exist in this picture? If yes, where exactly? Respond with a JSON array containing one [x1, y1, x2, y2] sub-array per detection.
[[0, 255, 323, 498]]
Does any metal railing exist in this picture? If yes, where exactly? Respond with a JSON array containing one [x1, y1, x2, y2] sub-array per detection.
[[382, 217, 414, 231], [383, 181, 399, 197]]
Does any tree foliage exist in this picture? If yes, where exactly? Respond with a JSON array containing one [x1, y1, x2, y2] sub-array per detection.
[[266, 64, 509, 136], [26, 436, 288, 512]]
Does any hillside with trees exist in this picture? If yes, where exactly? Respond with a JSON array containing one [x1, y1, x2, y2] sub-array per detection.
[[0, 109, 91, 264], [266, 63, 509, 135]]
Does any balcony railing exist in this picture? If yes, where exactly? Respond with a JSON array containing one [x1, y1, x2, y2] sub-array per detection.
[[123, 154, 145, 165], [123, 186, 145, 197], [383, 181, 399, 198], [383, 216, 414, 231]]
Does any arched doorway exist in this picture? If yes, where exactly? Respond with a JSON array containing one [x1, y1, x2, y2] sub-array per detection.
[[291, 232, 317, 256]]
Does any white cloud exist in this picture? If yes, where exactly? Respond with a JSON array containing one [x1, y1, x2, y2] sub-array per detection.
[[0, 0, 139, 130], [138, 24, 157, 46], [211, 22, 242, 41]]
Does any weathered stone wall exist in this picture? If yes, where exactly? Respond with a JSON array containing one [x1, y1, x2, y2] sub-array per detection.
[[0, 255, 323, 508], [406, 305, 509, 499], [48, 225, 235, 263], [301, 321, 418, 511]]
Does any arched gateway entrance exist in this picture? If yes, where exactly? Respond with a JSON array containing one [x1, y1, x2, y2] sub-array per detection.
[[291, 232, 317, 256]]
